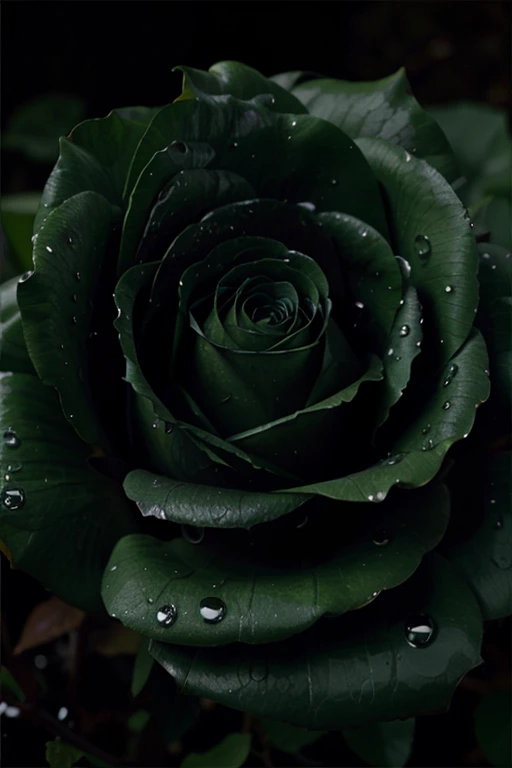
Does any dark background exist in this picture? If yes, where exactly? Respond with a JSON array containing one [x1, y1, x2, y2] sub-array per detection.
[[1, 2, 511, 767]]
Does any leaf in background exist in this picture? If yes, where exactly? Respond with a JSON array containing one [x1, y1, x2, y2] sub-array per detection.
[[131, 640, 154, 697], [260, 718, 325, 755], [13, 596, 85, 655], [475, 690, 511, 767], [0, 665, 26, 701], [342, 718, 416, 767], [3, 95, 86, 164], [45, 738, 84, 768], [180, 733, 251, 768], [1, 193, 41, 273]]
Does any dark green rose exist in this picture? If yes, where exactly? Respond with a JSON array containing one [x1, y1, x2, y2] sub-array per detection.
[[1, 61, 510, 731]]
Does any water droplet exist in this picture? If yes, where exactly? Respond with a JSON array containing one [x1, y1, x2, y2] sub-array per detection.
[[491, 264, 497, 271], [1, 487, 25, 510], [291, 120, 297, 127], [156, 604, 177, 627], [6, 463, 22, 474], [444, 285, 454, 293], [387, 454, 404, 466], [414, 235, 431, 261], [75, 272, 81, 281], [442, 401, 451, 410], [373, 529, 391, 546], [68, 236, 73, 245], [220, 395, 231, 404], [297, 202, 316, 212], [387, 348, 394, 356], [147, 597, 154, 604], [3, 430, 20, 448], [249, 661, 268, 682], [361, 231, 368, 238], [109, 565, 117, 572], [404, 150, 412, 162], [494, 517, 503, 529], [355, 301, 365, 310], [182, 525, 204, 544], [57, 707, 68, 721], [405, 614, 436, 648], [331, 179, 338, 186], [199, 597, 226, 624], [72, 293, 78, 303], [443, 363, 459, 387], [232, 141, 239, 148], [170, 140, 188, 154], [19, 270, 34, 283], [395, 356, 402, 361], [164, 422, 174, 434], [71, 316, 77, 325], [422, 439, 434, 451], [46, 246, 53, 253], [399, 324, 410, 337], [152, 422, 158, 429]]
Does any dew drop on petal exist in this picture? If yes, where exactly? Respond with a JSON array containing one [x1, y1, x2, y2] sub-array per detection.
[[404, 614, 436, 648]]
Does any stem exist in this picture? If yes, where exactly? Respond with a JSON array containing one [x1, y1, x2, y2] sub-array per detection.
[[38, 708, 125, 766]]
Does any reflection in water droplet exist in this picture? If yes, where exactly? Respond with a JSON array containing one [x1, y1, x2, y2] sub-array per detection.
[[199, 597, 226, 624], [1, 487, 25, 510], [182, 525, 205, 544], [6, 464, 22, 474], [46, 246, 53, 253], [399, 325, 411, 337], [444, 285, 454, 294], [110, 565, 117, 572], [387, 348, 394, 356], [386, 454, 404, 466], [164, 422, 174, 434], [405, 614, 436, 648], [249, 661, 269, 682], [414, 235, 431, 262], [422, 424, 431, 435], [19, 270, 34, 283], [422, 439, 434, 451], [373, 529, 391, 546], [3, 430, 20, 448], [442, 401, 451, 410], [156, 604, 177, 627]]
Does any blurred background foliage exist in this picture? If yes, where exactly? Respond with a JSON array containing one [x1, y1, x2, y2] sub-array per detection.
[[1, 2, 510, 767]]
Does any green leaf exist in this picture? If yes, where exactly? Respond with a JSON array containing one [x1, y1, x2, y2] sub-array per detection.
[[174, 60, 308, 116], [429, 101, 511, 249], [18, 191, 118, 448], [124, 469, 309, 529], [0, 665, 25, 702], [444, 451, 511, 620], [34, 108, 150, 234], [357, 138, 479, 365], [103, 483, 448, 645], [260, 718, 325, 755], [3, 94, 86, 164], [45, 739, 84, 768], [180, 733, 251, 768], [342, 718, 415, 767], [131, 640, 154, 697], [150, 555, 483, 730], [0, 372, 135, 611], [126, 709, 151, 734], [0, 277, 36, 375], [1, 193, 41, 272], [290, 68, 458, 183], [475, 691, 512, 767]]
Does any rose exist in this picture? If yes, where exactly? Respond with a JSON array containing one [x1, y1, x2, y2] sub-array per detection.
[[1, 61, 510, 731]]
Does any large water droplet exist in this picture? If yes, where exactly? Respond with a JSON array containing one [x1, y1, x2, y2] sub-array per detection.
[[422, 438, 434, 451], [442, 401, 451, 410], [182, 525, 204, 544], [3, 429, 20, 448], [19, 270, 34, 283], [156, 604, 177, 627], [414, 235, 431, 262], [1, 487, 25, 510], [372, 529, 391, 546], [443, 363, 459, 387], [444, 285, 454, 294], [6, 463, 22, 474], [399, 324, 410, 337], [249, 661, 269, 682], [404, 614, 436, 648], [199, 597, 226, 624]]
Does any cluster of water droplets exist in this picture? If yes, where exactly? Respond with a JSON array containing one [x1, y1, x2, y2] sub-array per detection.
[[2, 429, 25, 511], [153, 596, 227, 628]]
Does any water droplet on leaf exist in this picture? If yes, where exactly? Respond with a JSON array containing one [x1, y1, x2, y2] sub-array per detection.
[[249, 661, 269, 682], [156, 604, 177, 627], [405, 614, 436, 648], [442, 401, 451, 410], [1, 487, 25, 510], [373, 529, 391, 546], [19, 271, 34, 283], [399, 325, 410, 337], [3, 430, 20, 448], [182, 525, 204, 544], [414, 235, 431, 262], [199, 597, 226, 624]]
